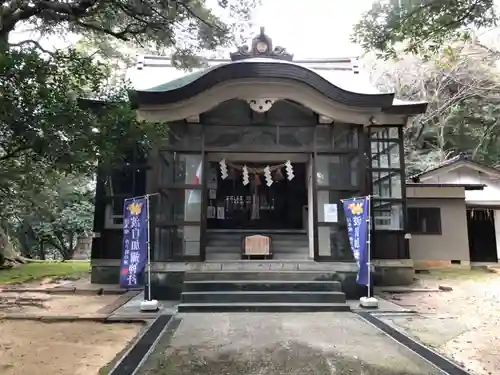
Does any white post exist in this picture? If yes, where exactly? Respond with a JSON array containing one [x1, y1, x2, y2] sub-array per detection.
[[360, 195, 378, 308]]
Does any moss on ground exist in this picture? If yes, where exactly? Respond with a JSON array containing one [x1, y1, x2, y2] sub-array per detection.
[[0, 261, 89, 285]]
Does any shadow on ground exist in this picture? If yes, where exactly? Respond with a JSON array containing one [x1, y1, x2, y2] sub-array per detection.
[[140, 340, 433, 375]]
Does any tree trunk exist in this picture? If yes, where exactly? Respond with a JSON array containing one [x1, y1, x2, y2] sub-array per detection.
[[39, 239, 46, 260], [0, 29, 10, 54], [0, 225, 26, 268]]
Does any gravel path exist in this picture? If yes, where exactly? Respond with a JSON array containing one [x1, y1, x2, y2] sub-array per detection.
[[137, 312, 445, 375], [379, 268, 500, 375]]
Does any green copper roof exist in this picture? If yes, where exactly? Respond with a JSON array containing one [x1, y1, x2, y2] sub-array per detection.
[[142, 64, 220, 92]]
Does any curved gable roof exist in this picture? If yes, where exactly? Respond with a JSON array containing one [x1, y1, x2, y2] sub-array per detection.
[[130, 57, 427, 115]]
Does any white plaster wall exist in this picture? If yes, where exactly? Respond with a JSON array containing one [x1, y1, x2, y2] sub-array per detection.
[[420, 166, 500, 205], [409, 199, 470, 262], [494, 210, 500, 261]]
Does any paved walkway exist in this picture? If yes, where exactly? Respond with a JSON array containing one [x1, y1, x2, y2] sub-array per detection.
[[137, 312, 446, 374]]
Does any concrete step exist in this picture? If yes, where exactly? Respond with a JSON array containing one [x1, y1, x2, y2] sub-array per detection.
[[203, 253, 311, 261], [182, 280, 343, 292], [206, 240, 309, 247], [183, 271, 340, 281], [205, 244, 309, 248], [206, 234, 308, 241], [205, 246, 309, 253], [177, 302, 351, 313], [181, 291, 347, 304]]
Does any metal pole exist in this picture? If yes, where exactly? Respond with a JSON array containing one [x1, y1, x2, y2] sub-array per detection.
[[146, 194, 152, 301], [340, 194, 379, 202], [366, 195, 372, 298]]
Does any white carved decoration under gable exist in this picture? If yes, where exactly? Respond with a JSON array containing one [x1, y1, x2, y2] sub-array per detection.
[[318, 115, 333, 124], [246, 98, 277, 113], [186, 114, 200, 123]]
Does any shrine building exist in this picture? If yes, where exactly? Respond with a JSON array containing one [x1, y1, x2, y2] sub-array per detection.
[[90, 28, 428, 304]]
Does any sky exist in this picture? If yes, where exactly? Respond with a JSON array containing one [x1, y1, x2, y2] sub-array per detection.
[[251, 0, 372, 58], [9, 0, 373, 58]]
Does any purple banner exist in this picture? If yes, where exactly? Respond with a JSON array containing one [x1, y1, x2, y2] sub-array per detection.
[[342, 197, 370, 286], [119, 197, 148, 288]]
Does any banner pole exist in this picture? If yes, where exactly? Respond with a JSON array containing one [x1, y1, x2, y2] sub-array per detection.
[[366, 195, 372, 299], [140, 193, 158, 312], [146, 194, 152, 301]]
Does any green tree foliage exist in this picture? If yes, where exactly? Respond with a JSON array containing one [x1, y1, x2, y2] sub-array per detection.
[[352, 0, 497, 58], [1, 48, 156, 174], [0, 47, 149, 264], [0, 0, 257, 264], [368, 44, 500, 173], [1, 0, 257, 67], [12, 174, 95, 260]]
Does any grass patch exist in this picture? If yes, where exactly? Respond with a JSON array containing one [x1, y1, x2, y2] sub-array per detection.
[[0, 261, 90, 285]]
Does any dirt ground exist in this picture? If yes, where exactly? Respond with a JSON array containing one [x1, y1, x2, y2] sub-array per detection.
[[5, 274, 92, 289], [0, 320, 143, 375], [0, 275, 144, 374], [0, 292, 119, 315], [380, 268, 500, 375], [0, 273, 121, 315]]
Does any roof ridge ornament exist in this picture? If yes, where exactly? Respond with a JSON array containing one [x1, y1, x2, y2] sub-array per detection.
[[230, 27, 294, 61]]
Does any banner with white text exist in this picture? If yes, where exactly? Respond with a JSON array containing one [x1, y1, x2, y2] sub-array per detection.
[[119, 197, 147, 288], [342, 197, 369, 286]]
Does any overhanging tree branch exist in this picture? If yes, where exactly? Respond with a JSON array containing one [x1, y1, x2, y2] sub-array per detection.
[[8, 39, 54, 54]]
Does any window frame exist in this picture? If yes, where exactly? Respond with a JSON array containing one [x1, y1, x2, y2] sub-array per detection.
[[408, 207, 442, 235], [102, 163, 148, 230], [367, 125, 409, 259]]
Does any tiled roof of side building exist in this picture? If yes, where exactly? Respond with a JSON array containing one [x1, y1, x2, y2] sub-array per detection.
[[408, 152, 500, 182]]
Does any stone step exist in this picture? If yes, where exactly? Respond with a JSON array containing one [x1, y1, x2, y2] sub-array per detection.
[[205, 243, 309, 247], [206, 240, 309, 247], [182, 280, 343, 292], [205, 246, 309, 253], [206, 234, 308, 241], [206, 230, 306, 234], [177, 302, 351, 313], [183, 271, 340, 281], [204, 253, 311, 261], [181, 291, 347, 304]]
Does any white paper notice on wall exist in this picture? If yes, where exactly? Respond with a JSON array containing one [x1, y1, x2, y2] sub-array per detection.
[[217, 207, 225, 220], [324, 204, 338, 223]]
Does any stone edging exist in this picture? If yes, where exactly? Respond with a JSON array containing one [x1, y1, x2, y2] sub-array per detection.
[[0, 312, 160, 323], [98, 290, 141, 315], [0, 286, 142, 295], [375, 286, 442, 293], [357, 311, 472, 375]]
